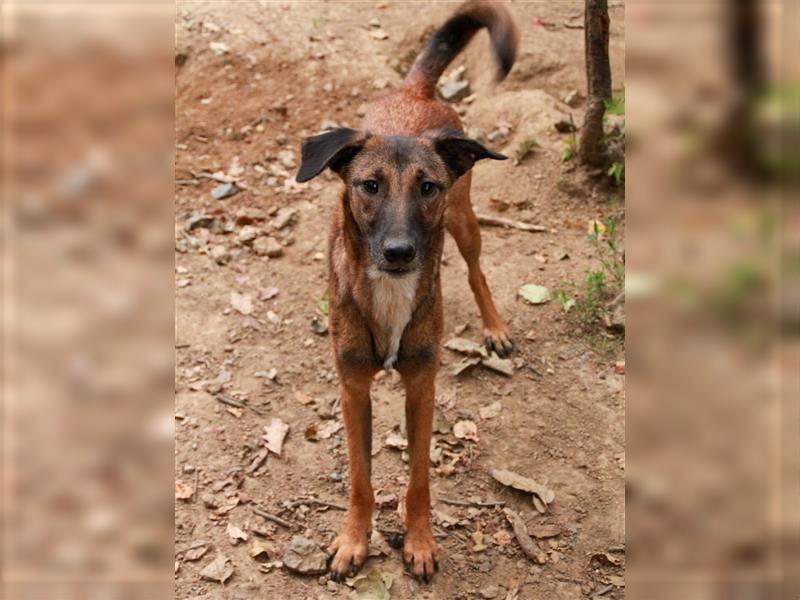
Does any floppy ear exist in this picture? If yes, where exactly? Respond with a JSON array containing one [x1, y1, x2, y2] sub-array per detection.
[[296, 128, 366, 183], [431, 132, 507, 180]]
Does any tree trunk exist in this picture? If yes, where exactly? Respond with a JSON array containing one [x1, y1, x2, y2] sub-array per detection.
[[579, 0, 612, 166]]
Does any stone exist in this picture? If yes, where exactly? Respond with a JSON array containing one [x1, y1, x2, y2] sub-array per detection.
[[271, 207, 298, 230], [481, 585, 500, 599], [563, 89, 581, 107], [211, 182, 240, 200], [282, 536, 328, 575], [210, 245, 229, 265], [253, 236, 283, 258], [237, 225, 260, 244], [438, 79, 470, 101]]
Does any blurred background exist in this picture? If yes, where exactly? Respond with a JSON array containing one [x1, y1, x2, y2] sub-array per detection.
[[1, 1, 797, 599], [2, 1, 175, 599]]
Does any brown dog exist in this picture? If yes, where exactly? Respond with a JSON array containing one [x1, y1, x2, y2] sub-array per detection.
[[295, 0, 518, 582]]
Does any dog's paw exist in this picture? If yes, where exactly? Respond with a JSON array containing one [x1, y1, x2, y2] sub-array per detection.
[[328, 527, 369, 582], [484, 325, 514, 358], [403, 528, 437, 582]]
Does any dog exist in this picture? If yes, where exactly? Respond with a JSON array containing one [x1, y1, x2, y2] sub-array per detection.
[[295, 0, 518, 582]]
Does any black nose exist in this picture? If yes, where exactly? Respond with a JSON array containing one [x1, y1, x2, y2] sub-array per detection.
[[383, 240, 416, 265]]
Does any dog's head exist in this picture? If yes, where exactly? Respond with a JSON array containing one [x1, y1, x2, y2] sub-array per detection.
[[296, 128, 505, 276]]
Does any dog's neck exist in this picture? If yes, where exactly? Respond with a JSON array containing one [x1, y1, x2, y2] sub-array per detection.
[[338, 191, 444, 369]]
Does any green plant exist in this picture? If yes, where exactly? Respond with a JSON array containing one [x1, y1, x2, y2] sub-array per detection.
[[607, 161, 624, 186], [317, 289, 329, 315], [561, 132, 577, 162], [603, 91, 625, 116], [513, 137, 540, 165], [552, 290, 576, 312]]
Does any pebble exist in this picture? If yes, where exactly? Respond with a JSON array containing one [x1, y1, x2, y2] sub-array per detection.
[[329, 471, 342, 482], [271, 207, 298, 230], [282, 536, 328, 575], [212, 182, 239, 200], [210, 245, 229, 265], [367, 16, 381, 27], [253, 236, 283, 258], [237, 225, 260, 244], [480, 585, 500, 599], [276, 133, 288, 145], [438, 79, 470, 101], [356, 103, 368, 117]]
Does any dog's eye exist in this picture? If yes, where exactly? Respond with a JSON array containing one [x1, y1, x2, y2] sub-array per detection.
[[420, 181, 437, 197], [362, 180, 379, 195]]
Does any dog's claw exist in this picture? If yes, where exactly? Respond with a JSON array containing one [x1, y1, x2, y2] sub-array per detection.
[[484, 326, 514, 358]]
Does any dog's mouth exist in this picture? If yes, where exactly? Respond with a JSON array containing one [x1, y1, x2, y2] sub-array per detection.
[[379, 265, 416, 277]]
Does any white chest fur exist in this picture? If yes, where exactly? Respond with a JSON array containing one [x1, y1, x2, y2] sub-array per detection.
[[367, 266, 419, 370]]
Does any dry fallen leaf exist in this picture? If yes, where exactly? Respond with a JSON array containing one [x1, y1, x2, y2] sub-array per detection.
[[318, 420, 343, 439], [450, 355, 482, 376], [453, 420, 479, 442], [471, 530, 487, 552], [226, 523, 248, 545], [384, 430, 408, 450], [481, 353, 514, 376], [175, 479, 194, 501], [295, 390, 314, 405], [200, 553, 234, 584], [250, 539, 277, 560], [489, 468, 555, 507], [183, 542, 210, 561], [263, 418, 290, 456], [444, 337, 488, 357], [230, 291, 254, 315], [518, 284, 550, 305], [479, 401, 502, 420]]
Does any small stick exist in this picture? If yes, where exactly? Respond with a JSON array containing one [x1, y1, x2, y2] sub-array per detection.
[[439, 497, 506, 508], [285, 497, 347, 511], [252, 506, 293, 529], [475, 214, 547, 233], [176, 178, 200, 186], [216, 395, 244, 409], [193, 468, 200, 504]]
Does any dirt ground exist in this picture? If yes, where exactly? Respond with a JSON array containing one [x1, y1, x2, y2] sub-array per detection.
[[174, 2, 625, 599]]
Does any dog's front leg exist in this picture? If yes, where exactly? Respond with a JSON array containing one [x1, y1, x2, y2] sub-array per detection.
[[399, 365, 438, 581], [328, 373, 374, 581]]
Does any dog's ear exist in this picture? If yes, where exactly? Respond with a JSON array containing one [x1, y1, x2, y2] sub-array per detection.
[[429, 130, 507, 180], [296, 128, 367, 183]]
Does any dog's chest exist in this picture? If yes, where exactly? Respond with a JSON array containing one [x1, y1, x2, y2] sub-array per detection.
[[368, 269, 419, 370]]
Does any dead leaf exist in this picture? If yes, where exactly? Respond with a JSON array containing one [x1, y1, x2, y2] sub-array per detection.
[[230, 291, 253, 315], [175, 479, 194, 501], [481, 353, 514, 376], [450, 355, 482, 376], [590, 551, 623, 566], [183, 542, 210, 561], [453, 420, 479, 442], [471, 530, 487, 552], [532, 495, 548, 514], [384, 430, 408, 450], [318, 420, 343, 439], [263, 418, 289, 456], [479, 401, 502, 420], [608, 575, 625, 587], [200, 553, 234, 584], [368, 529, 392, 558], [489, 468, 555, 506], [529, 524, 562, 538], [226, 523, 248, 545], [503, 508, 540, 562], [304, 423, 319, 441], [444, 337, 488, 357], [259, 286, 279, 300], [250, 539, 277, 561], [295, 390, 314, 405], [349, 570, 393, 599]]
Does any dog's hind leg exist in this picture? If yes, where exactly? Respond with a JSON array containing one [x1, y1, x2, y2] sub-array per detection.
[[399, 363, 438, 581], [445, 174, 514, 356], [328, 372, 374, 581]]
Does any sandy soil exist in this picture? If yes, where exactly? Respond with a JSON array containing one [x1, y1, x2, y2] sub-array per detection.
[[175, 2, 625, 598]]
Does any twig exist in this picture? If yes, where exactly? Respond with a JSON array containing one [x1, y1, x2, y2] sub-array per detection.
[[176, 178, 200, 186], [475, 214, 547, 233], [216, 395, 244, 409], [175, 343, 190, 349], [189, 170, 234, 184], [193, 468, 200, 504], [252, 506, 293, 529], [285, 497, 347, 511], [439, 497, 506, 508]]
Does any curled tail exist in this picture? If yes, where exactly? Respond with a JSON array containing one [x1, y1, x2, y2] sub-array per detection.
[[403, 0, 519, 98]]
